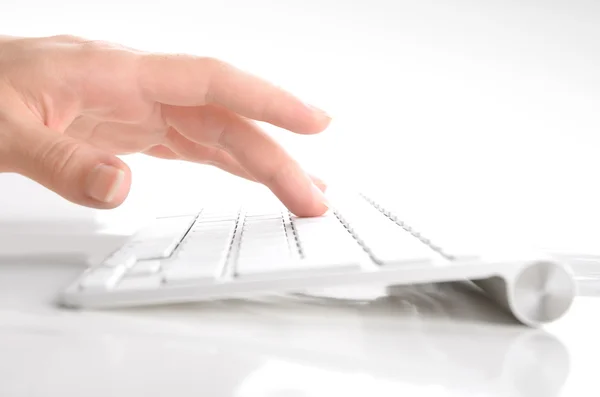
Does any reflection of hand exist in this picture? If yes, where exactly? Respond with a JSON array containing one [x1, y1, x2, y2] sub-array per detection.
[[0, 35, 330, 216]]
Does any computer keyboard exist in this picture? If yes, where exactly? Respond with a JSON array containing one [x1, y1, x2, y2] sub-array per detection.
[[59, 189, 577, 327]]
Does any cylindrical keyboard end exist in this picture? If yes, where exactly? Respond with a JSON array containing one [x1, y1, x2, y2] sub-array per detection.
[[475, 260, 576, 327]]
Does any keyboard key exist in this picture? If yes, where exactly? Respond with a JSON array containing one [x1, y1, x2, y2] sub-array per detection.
[[194, 214, 239, 224], [244, 213, 284, 220], [128, 260, 161, 275], [235, 257, 294, 275], [116, 274, 164, 290], [333, 195, 438, 265], [128, 216, 196, 260], [190, 220, 237, 235], [242, 230, 286, 239], [360, 193, 478, 260], [292, 215, 363, 263], [186, 232, 235, 244], [163, 233, 232, 283], [235, 255, 360, 278], [176, 252, 226, 264], [132, 216, 196, 240], [163, 261, 221, 283], [102, 250, 136, 268], [366, 232, 434, 263], [237, 247, 290, 262], [241, 221, 285, 236], [178, 235, 233, 257], [193, 219, 236, 228], [130, 238, 181, 261], [79, 266, 125, 290]]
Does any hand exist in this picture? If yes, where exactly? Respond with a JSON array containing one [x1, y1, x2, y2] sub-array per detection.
[[0, 35, 330, 216]]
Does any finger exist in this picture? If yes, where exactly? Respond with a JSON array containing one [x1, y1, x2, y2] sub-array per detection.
[[309, 174, 327, 193], [162, 130, 257, 182], [163, 105, 328, 217], [142, 144, 179, 160], [146, 140, 328, 193], [137, 54, 331, 134], [145, 142, 254, 181], [67, 118, 165, 155], [70, 114, 329, 192], [7, 119, 131, 209]]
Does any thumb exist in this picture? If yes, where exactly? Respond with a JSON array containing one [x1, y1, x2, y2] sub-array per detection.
[[10, 122, 131, 209]]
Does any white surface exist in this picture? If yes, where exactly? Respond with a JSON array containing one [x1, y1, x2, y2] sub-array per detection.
[[0, 224, 598, 397]]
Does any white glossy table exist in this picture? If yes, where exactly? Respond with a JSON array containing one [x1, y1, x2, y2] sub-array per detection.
[[0, 221, 598, 397]]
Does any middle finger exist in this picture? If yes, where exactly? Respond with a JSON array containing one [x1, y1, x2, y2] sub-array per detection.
[[162, 105, 328, 217]]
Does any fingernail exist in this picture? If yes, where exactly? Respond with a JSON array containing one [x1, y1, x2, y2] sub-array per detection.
[[310, 175, 327, 193], [86, 164, 125, 203], [311, 181, 330, 209], [306, 103, 331, 120]]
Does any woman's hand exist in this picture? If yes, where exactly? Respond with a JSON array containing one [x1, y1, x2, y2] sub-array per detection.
[[0, 35, 330, 216]]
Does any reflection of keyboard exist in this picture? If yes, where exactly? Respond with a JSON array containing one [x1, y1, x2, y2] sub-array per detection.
[[59, 190, 577, 327]]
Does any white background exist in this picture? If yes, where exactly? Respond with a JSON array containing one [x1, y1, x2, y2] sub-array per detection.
[[0, 3, 600, 396], [1, 0, 600, 252]]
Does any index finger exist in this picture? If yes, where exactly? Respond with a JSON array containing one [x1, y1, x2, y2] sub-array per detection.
[[137, 54, 331, 134]]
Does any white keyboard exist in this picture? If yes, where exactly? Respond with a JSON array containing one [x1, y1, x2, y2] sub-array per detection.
[[59, 191, 578, 327]]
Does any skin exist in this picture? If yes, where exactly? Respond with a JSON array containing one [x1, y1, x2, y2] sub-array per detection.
[[0, 35, 330, 217]]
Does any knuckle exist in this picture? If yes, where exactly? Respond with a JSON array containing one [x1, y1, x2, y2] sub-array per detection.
[[204, 146, 222, 167], [203, 56, 227, 72], [215, 124, 228, 149], [73, 37, 134, 66], [36, 138, 82, 183], [51, 34, 86, 44], [77, 40, 104, 54], [76, 38, 123, 52], [202, 57, 230, 103]]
